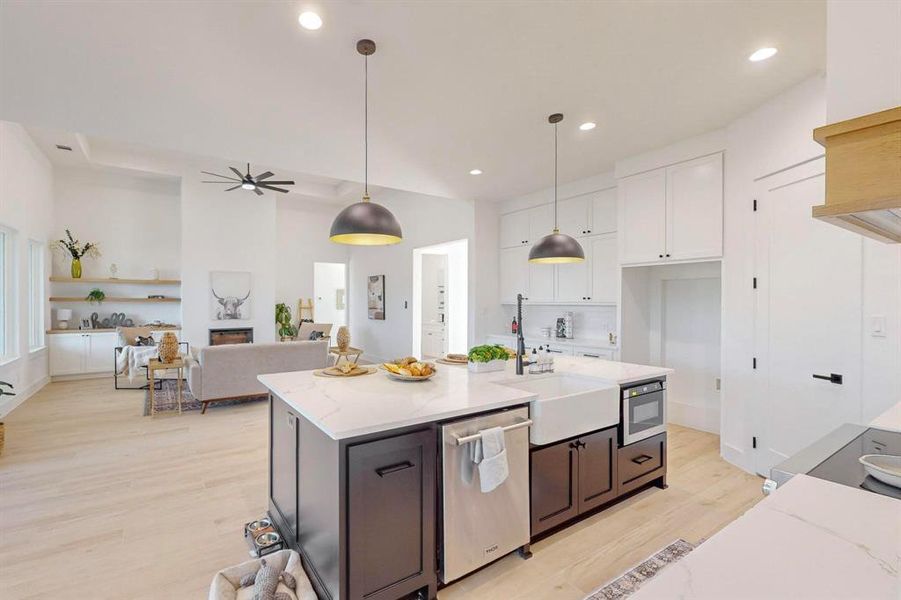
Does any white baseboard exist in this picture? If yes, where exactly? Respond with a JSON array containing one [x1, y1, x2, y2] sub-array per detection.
[[721, 441, 750, 472], [50, 372, 111, 382], [668, 399, 720, 434], [0, 375, 50, 419]]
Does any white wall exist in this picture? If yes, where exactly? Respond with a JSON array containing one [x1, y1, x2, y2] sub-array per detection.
[[179, 176, 277, 348], [497, 304, 617, 345], [50, 167, 181, 326], [0, 122, 54, 415], [826, 0, 901, 422], [276, 197, 349, 325], [348, 189, 474, 362]]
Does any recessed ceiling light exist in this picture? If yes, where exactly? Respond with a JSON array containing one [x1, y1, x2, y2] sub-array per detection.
[[749, 47, 777, 62], [579, 122, 596, 131], [298, 11, 322, 30], [469, 169, 483, 175]]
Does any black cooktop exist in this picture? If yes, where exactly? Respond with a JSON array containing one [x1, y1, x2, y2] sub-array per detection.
[[808, 427, 901, 500]]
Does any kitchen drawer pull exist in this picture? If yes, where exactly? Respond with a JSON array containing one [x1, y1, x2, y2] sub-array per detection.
[[375, 461, 415, 477], [631, 454, 653, 465], [812, 373, 843, 385]]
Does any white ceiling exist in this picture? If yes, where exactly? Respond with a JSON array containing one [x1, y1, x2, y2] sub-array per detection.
[[0, 1, 825, 202]]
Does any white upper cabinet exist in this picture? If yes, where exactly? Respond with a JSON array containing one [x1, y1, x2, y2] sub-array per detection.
[[499, 246, 530, 302], [555, 256, 590, 302], [500, 210, 530, 248], [618, 169, 668, 264], [590, 234, 619, 303], [528, 261, 556, 302], [528, 203, 554, 245], [591, 187, 617, 234], [500, 204, 555, 248], [557, 195, 592, 238], [618, 152, 723, 265], [666, 153, 723, 261]]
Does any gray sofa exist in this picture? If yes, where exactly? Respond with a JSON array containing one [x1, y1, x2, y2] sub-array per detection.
[[187, 340, 328, 413]]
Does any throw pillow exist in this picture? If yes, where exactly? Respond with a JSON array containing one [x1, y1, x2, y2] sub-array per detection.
[[135, 335, 155, 347]]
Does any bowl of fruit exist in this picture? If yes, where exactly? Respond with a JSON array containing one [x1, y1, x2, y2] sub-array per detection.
[[382, 357, 437, 381]]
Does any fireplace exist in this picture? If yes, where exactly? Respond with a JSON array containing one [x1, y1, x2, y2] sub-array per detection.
[[209, 328, 254, 346]]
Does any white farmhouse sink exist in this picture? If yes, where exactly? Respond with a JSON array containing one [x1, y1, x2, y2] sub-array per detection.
[[499, 374, 620, 445]]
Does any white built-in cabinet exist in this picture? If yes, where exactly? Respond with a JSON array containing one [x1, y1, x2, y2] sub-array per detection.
[[49, 331, 118, 376], [618, 153, 723, 265], [499, 188, 619, 304], [49, 329, 181, 377]]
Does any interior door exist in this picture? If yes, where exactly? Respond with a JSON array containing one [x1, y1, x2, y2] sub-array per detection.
[[754, 158, 862, 476], [618, 169, 667, 264], [666, 153, 723, 261]]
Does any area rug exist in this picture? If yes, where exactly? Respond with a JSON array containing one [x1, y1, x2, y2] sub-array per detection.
[[143, 380, 266, 416], [584, 539, 695, 600]]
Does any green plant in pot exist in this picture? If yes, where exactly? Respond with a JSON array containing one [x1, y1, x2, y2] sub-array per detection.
[[86, 288, 105, 304], [51, 229, 101, 279], [275, 303, 297, 341]]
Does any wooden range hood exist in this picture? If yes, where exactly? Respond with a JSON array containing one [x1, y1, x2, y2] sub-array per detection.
[[812, 106, 901, 243]]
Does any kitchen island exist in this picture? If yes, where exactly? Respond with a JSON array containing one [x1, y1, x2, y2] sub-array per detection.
[[259, 356, 672, 600]]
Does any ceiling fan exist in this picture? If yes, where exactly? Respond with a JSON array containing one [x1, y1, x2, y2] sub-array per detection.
[[201, 163, 295, 195]]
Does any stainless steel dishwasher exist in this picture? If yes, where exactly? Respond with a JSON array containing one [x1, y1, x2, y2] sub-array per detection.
[[440, 406, 532, 583]]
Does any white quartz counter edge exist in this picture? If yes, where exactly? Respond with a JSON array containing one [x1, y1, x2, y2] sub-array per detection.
[[631, 474, 901, 600], [258, 356, 672, 440]]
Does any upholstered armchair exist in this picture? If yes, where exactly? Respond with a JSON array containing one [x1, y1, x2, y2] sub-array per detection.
[[114, 327, 189, 390]]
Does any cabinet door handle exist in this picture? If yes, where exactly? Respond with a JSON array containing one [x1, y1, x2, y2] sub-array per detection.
[[631, 454, 653, 464], [286, 414, 295, 428], [583, 353, 600, 358], [375, 461, 415, 477], [658, 254, 664, 258], [665, 254, 671, 258], [812, 373, 843, 385]]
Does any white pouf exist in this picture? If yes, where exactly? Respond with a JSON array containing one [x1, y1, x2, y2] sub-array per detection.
[[209, 549, 317, 600]]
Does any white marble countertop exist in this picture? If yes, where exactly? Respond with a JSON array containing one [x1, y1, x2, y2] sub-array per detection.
[[258, 356, 671, 440], [632, 474, 901, 600], [870, 401, 901, 433]]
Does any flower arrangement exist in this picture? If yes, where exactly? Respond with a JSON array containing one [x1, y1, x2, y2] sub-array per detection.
[[52, 230, 101, 279]]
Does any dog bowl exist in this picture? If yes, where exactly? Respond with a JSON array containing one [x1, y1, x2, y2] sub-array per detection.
[[254, 532, 281, 548], [247, 518, 272, 534]]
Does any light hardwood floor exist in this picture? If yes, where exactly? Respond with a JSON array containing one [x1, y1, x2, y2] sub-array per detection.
[[0, 378, 763, 599]]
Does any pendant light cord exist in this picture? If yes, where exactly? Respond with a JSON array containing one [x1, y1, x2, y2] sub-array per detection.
[[364, 53, 369, 199], [554, 120, 558, 230]]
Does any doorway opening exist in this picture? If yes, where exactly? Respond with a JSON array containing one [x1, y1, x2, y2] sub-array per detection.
[[412, 239, 468, 359], [313, 262, 347, 328]]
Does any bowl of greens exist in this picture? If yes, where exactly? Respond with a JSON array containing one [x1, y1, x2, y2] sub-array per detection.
[[467, 344, 512, 373]]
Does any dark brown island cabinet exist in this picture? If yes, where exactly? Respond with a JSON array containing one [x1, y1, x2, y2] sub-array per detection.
[[531, 427, 667, 537], [269, 394, 438, 600]]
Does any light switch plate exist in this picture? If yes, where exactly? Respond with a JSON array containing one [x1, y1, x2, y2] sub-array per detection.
[[870, 315, 887, 337]]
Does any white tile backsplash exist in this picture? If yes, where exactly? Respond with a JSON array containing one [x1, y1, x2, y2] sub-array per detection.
[[497, 305, 617, 342]]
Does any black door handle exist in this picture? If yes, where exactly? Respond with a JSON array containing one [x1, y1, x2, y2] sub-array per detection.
[[375, 461, 415, 477], [632, 454, 653, 464], [812, 373, 843, 385]]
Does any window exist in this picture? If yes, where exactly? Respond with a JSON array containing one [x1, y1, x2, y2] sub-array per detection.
[[0, 228, 5, 358], [28, 240, 45, 350]]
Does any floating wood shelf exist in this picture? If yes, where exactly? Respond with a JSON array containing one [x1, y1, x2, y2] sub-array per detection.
[[49, 277, 181, 285], [49, 296, 181, 303]]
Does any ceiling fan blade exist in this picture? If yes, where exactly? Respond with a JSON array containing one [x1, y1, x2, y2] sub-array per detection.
[[229, 166, 244, 179], [225, 185, 242, 191], [201, 171, 241, 181], [254, 187, 264, 196], [255, 171, 274, 181], [257, 180, 294, 185], [258, 184, 290, 193]]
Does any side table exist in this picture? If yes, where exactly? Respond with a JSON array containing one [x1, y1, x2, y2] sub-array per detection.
[[148, 357, 185, 416]]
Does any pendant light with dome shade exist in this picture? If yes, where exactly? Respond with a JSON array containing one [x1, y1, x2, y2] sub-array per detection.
[[329, 39, 403, 246], [528, 113, 585, 264]]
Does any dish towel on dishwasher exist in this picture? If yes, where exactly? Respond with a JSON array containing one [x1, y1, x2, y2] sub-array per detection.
[[468, 426, 509, 493]]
